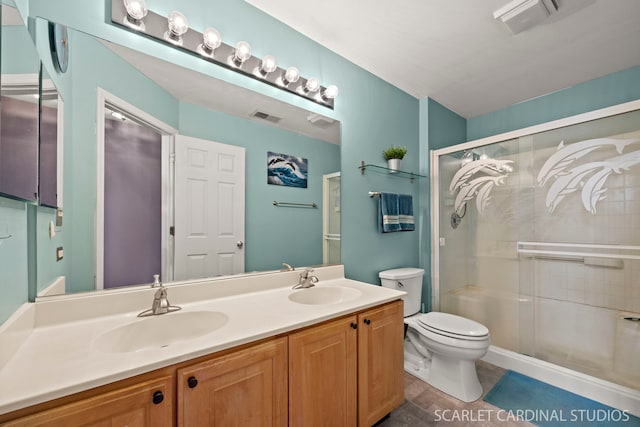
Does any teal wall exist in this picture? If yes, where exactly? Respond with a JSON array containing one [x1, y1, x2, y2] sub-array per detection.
[[35, 207, 64, 295], [1, 26, 38, 73], [468, 66, 640, 141]]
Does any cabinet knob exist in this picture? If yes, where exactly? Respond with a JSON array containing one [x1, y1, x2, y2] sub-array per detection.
[[187, 376, 198, 388], [152, 391, 164, 404], [364, 318, 371, 325], [350, 322, 357, 329]]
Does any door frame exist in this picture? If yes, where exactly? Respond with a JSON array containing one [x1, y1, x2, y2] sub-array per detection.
[[95, 88, 178, 290]]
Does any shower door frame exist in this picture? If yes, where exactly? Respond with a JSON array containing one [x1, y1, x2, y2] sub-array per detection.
[[430, 99, 640, 311]]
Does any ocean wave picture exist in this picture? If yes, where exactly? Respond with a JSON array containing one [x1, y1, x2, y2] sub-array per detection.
[[267, 151, 308, 188]]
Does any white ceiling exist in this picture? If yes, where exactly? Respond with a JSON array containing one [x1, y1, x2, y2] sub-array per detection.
[[245, 0, 640, 118]]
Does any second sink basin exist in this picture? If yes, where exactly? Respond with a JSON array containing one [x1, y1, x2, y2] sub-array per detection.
[[93, 310, 229, 353], [288, 286, 362, 305]]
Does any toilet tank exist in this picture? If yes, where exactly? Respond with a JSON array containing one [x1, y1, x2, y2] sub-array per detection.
[[379, 268, 424, 317]]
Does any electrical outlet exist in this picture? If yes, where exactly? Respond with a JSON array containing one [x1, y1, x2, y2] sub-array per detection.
[[56, 247, 64, 261]]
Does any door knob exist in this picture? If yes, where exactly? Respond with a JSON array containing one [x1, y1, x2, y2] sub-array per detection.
[[237, 241, 244, 248]]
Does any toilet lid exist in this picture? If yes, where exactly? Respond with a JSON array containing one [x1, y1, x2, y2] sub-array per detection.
[[417, 312, 489, 339]]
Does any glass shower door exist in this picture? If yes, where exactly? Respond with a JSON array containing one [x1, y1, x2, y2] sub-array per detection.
[[435, 106, 640, 391], [523, 108, 640, 389], [436, 137, 527, 353]]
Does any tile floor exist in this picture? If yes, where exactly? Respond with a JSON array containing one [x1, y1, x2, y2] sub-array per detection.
[[377, 360, 536, 426]]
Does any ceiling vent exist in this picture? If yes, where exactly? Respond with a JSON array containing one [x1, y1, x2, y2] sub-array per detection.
[[251, 110, 282, 123], [307, 113, 335, 128], [494, 0, 558, 34]]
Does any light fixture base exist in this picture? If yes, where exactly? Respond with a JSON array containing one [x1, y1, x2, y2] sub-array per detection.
[[111, 1, 335, 109]]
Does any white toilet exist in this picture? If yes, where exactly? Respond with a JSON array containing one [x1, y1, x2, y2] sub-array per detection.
[[379, 268, 490, 402]]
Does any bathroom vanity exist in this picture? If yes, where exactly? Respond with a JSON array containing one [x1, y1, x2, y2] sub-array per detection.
[[0, 266, 405, 426]]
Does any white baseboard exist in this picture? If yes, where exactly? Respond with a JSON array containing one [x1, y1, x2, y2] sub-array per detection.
[[482, 345, 640, 418]]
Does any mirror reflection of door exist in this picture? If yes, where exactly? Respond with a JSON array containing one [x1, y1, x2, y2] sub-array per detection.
[[322, 172, 340, 264], [174, 135, 245, 280], [103, 106, 165, 289]]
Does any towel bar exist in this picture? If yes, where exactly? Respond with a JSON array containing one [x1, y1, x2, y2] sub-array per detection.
[[273, 201, 317, 208]]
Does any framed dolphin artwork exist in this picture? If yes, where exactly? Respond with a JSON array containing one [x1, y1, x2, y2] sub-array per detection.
[[267, 151, 308, 188]]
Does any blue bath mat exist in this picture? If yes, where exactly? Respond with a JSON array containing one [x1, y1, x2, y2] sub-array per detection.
[[484, 371, 640, 427]]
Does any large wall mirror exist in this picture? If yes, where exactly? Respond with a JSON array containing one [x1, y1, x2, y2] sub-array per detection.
[[26, 15, 341, 298]]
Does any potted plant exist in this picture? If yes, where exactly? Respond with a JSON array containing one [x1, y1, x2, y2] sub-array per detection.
[[382, 145, 407, 173]]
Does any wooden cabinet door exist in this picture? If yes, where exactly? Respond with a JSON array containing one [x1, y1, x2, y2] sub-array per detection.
[[289, 315, 358, 427], [177, 337, 287, 427], [4, 376, 173, 427], [358, 300, 404, 427]]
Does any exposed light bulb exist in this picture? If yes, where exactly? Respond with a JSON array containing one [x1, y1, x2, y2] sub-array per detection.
[[260, 55, 278, 75], [283, 66, 300, 85], [123, 0, 147, 21], [322, 85, 339, 100], [202, 27, 222, 51], [304, 77, 320, 93], [233, 41, 252, 65], [167, 11, 189, 36]]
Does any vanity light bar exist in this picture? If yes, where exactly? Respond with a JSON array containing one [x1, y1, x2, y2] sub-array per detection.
[[111, 1, 336, 109]]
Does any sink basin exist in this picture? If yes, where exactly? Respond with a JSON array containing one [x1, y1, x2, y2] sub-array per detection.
[[288, 286, 362, 305], [93, 310, 228, 353]]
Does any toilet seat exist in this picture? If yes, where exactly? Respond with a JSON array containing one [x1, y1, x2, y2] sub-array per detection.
[[417, 312, 489, 341]]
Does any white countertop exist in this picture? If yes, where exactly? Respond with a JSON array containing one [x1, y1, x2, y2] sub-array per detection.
[[0, 266, 405, 415]]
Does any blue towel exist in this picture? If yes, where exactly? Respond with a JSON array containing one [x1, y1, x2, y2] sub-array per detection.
[[379, 193, 400, 233], [399, 194, 414, 231]]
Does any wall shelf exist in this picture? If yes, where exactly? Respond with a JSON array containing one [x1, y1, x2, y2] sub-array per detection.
[[358, 161, 426, 182]]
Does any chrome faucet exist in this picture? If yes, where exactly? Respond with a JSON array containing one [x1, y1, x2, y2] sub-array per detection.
[[282, 262, 295, 271], [138, 274, 181, 317], [292, 268, 319, 289]]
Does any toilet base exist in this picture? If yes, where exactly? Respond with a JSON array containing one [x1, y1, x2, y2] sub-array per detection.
[[428, 355, 483, 402], [404, 347, 431, 384], [404, 339, 483, 403]]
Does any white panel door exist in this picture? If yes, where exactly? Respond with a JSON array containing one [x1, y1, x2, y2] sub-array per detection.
[[174, 135, 245, 280]]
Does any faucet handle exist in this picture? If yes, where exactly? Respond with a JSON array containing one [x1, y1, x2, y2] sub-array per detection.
[[282, 263, 295, 271]]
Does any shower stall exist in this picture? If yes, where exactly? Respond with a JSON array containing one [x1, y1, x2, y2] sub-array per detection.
[[431, 101, 640, 409]]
